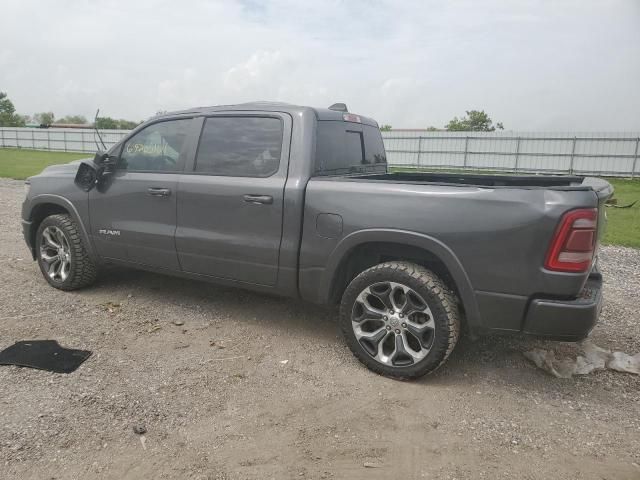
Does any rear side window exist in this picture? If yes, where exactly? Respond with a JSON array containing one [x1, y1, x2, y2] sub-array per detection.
[[195, 116, 283, 177], [315, 122, 387, 175]]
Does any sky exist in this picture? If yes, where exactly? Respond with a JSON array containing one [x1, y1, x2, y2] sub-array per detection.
[[1, 0, 639, 131]]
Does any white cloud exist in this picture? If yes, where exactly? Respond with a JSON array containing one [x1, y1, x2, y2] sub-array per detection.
[[0, 0, 639, 130], [224, 51, 285, 93]]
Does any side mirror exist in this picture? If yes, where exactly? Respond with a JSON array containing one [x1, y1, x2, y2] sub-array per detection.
[[100, 153, 118, 177], [93, 151, 108, 164], [74, 151, 118, 192], [74, 160, 99, 192]]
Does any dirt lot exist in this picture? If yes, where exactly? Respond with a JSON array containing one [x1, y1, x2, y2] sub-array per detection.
[[1, 177, 639, 479]]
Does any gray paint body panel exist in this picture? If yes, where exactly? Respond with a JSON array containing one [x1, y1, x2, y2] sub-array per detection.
[[89, 171, 182, 269], [21, 101, 611, 339], [301, 178, 597, 296]]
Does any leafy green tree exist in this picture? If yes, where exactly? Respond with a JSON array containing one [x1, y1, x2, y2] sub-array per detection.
[[445, 110, 504, 132], [95, 116, 141, 130], [95, 116, 118, 129], [426, 126, 439, 131], [0, 92, 26, 127], [116, 119, 140, 129], [57, 114, 88, 124], [379, 124, 393, 132], [34, 112, 55, 126]]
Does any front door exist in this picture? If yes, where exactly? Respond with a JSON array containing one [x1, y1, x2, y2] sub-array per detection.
[[175, 113, 291, 286], [89, 117, 196, 270]]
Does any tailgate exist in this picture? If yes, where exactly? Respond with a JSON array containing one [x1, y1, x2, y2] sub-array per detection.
[[582, 177, 614, 243]]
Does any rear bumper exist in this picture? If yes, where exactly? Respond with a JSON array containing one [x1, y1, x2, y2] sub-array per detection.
[[522, 276, 603, 341]]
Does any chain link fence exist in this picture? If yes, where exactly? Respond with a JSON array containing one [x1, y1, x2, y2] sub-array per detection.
[[1, 127, 639, 177]]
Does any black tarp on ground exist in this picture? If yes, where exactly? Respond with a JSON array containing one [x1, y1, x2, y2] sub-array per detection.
[[0, 340, 91, 373]]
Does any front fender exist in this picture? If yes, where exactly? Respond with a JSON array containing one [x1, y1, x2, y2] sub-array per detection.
[[320, 228, 482, 331], [25, 194, 97, 261]]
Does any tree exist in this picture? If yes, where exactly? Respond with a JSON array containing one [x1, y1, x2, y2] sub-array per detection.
[[116, 119, 140, 129], [0, 92, 26, 127], [57, 114, 88, 124], [445, 110, 504, 132], [379, 124, 393, 132], [95, 116, 141, 130], [426, 126, 439, 131], [34, 112, 55, 126], [95, 116, 118, 129]]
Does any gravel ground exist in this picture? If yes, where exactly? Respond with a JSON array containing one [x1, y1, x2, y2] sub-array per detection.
[[0, 177, 639, 479]]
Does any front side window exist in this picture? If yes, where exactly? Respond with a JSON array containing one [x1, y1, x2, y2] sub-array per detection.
[[195, 116, 283, 177], [119, 119, 191, 172]]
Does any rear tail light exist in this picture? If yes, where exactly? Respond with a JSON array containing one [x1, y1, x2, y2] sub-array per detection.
[[544, 208, 597, 273]]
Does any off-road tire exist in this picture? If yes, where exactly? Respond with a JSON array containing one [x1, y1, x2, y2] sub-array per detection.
[[339, 261, 461, 379], [35, 214, 98, 291]]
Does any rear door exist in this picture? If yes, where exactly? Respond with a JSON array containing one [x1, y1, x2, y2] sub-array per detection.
[[175, 113, 291, 286], [89, 117, 197, 270]]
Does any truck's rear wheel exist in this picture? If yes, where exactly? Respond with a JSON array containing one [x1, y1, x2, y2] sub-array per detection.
[[35, 214, 97, 291], [339, 261, 460, 379]]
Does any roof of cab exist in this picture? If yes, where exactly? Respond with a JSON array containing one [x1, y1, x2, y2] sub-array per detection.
[[155, 101, 379, 127]]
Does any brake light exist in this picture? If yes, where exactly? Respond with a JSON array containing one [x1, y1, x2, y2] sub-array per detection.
[[343, 113, 361, 123], [545, 208, 597, 273]]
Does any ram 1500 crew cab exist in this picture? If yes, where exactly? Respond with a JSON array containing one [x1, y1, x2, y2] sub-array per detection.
[[22, 102, 612, 378]]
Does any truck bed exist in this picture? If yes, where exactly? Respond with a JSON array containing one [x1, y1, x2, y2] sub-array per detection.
[[349, 171, 607, 191], [300, 172, 612, 325]]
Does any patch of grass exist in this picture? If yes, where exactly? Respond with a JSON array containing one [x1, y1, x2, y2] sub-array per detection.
[[0, 148, 89, 180], [603, 178, 640, 248]]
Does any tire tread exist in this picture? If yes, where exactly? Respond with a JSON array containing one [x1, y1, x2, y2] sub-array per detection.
[[339, 261, 461, 379], [37, 214, 97, 291]]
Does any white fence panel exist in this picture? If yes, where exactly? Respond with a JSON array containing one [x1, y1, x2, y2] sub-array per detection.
[[0, 127, 129, 153], [382, 130, 640, 177], [1, 127, 639, 177]]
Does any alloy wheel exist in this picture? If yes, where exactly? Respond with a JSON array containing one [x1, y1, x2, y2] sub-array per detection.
[[351, 281, 436, 367], [39, 226, 72, 282]]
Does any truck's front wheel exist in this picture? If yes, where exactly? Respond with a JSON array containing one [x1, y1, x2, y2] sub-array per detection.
[[35, 214, 98, 291], [339, 261, 460, 379]]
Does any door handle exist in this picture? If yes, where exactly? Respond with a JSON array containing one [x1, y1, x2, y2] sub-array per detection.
[[243, 194, 273, 205], [147, 187, 172, 197]]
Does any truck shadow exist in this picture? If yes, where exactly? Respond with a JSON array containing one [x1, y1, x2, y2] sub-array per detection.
[[94, 266, 340, 342], [93, 267, 593, 390]]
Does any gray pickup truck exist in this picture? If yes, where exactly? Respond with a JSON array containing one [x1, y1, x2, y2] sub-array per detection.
[[21, 102, 613, 378]]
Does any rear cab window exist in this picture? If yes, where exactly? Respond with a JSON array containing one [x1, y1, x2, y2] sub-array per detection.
[[195, 116, 283, 177], [314, 121, 387, 176]]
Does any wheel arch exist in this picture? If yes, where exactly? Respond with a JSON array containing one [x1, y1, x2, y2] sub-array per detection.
[[26, 195, 96, 261], [323, 229, 482, 331]]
